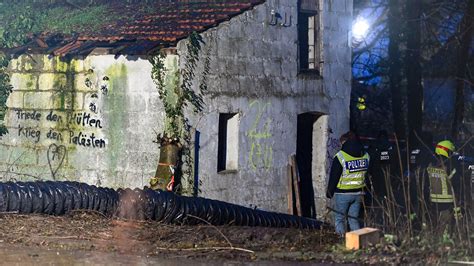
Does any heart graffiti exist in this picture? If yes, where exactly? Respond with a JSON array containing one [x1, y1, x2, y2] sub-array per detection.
[[47, 144, 66, 180]]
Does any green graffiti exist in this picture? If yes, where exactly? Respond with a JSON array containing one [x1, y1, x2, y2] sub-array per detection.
[[247, 100, 273, 171]]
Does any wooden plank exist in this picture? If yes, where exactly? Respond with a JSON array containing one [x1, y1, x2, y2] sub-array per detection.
[[291, 155, 302, 216], [346, 227, 383, 250], [287, 163, 294, 215]]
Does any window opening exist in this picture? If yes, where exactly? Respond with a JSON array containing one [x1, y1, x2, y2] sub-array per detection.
[[298, 0, 320, 72], [217, 113, 239, 172]]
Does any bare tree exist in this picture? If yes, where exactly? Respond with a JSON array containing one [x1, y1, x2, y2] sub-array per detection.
[[405, 0, 424, 145], [452, 0, 474, 139], [388, 0, 406, 140]]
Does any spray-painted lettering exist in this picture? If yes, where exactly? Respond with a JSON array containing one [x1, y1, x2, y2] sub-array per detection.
[[47, 144, 66, 180], [15, 109, 41, 121], [46, 128, 63, 142], [247, 100, 273, 171], [12, 109, 106, 149], [46, 110, 63, 123], [18, 125, 41, 143], [69, 131, 106, 148], [67, 112, 103, 129]]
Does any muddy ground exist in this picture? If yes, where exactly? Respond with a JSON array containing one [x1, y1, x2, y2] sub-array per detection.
[[0, 212, 459, 264]]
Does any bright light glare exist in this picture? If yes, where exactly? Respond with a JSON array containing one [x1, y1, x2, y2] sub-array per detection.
[[353, 18, 369, 39]]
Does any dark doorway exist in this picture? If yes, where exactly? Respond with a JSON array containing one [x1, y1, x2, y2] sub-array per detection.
[[296, 112, 321, 218]]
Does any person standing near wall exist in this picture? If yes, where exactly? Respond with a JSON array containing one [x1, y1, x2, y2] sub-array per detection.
[[326, 131, 371, 235]]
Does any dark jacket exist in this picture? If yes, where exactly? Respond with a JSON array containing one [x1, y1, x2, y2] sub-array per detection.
[[326, 139, 370, 198], [456, 142, 474, 210], [367, 138, 394, 198]]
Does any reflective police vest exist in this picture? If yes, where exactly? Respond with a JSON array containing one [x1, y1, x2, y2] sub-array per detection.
[[335, 151, 370, 190], [427, 166, 456, 203]]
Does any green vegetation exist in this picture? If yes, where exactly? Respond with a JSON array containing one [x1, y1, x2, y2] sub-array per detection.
[[149, 32, 207, 144], [0, 3, 33, 135], [358, 157, 474, 263], [149, 32, 210, 194], [0, 3, 122, 36], [33, 5, 115, 34], [0, 55, 10, 135]]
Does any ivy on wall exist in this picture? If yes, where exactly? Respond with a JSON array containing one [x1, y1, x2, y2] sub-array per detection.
[[149, 32, 210, 194], [0, 55, 12, 136], [150, 32, 208, 142], [181, 32, 211, 194]]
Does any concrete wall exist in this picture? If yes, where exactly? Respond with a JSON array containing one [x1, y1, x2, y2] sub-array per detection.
[[0, 0, 353, 216], [319, 0, 353, 216], [0, 55, 162, 188]]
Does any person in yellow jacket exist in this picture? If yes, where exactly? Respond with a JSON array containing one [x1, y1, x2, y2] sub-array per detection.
[[424, 140, 462, 231], [326, 131, 371, 235]]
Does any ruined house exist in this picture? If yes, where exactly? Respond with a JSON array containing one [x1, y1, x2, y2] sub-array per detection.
[[0, 0, 353, 217]]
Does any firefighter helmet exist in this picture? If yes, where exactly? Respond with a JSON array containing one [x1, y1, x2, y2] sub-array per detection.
[[435, 140, 455, 158]]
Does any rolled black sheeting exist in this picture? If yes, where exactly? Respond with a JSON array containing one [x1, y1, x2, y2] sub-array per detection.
[[28, 182, 43, 213], [51, 182, 66, 215], [6, 182, 20, 212], [105, 187, 118, 216], [0, 183, 8, 212], [153, 190, 167, 222], [17, 182, 33, 214], [77, 182, 90, 210], [36, 182, 53, 214], [0, 181, 324, 229]]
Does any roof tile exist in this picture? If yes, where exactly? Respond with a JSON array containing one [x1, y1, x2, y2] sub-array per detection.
[[22, 1, 265, 56], [78, 1, 264, 44]]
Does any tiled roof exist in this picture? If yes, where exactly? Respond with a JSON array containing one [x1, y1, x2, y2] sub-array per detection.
[[14, 0, 265, 57]]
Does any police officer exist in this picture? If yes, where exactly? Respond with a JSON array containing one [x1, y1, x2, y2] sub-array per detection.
[[367, 130, 394, 227], [368, 130, 394, 202], [455, 141, 474, 221], [326, 131, 371, 235], [424, 140, 461, 231]]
